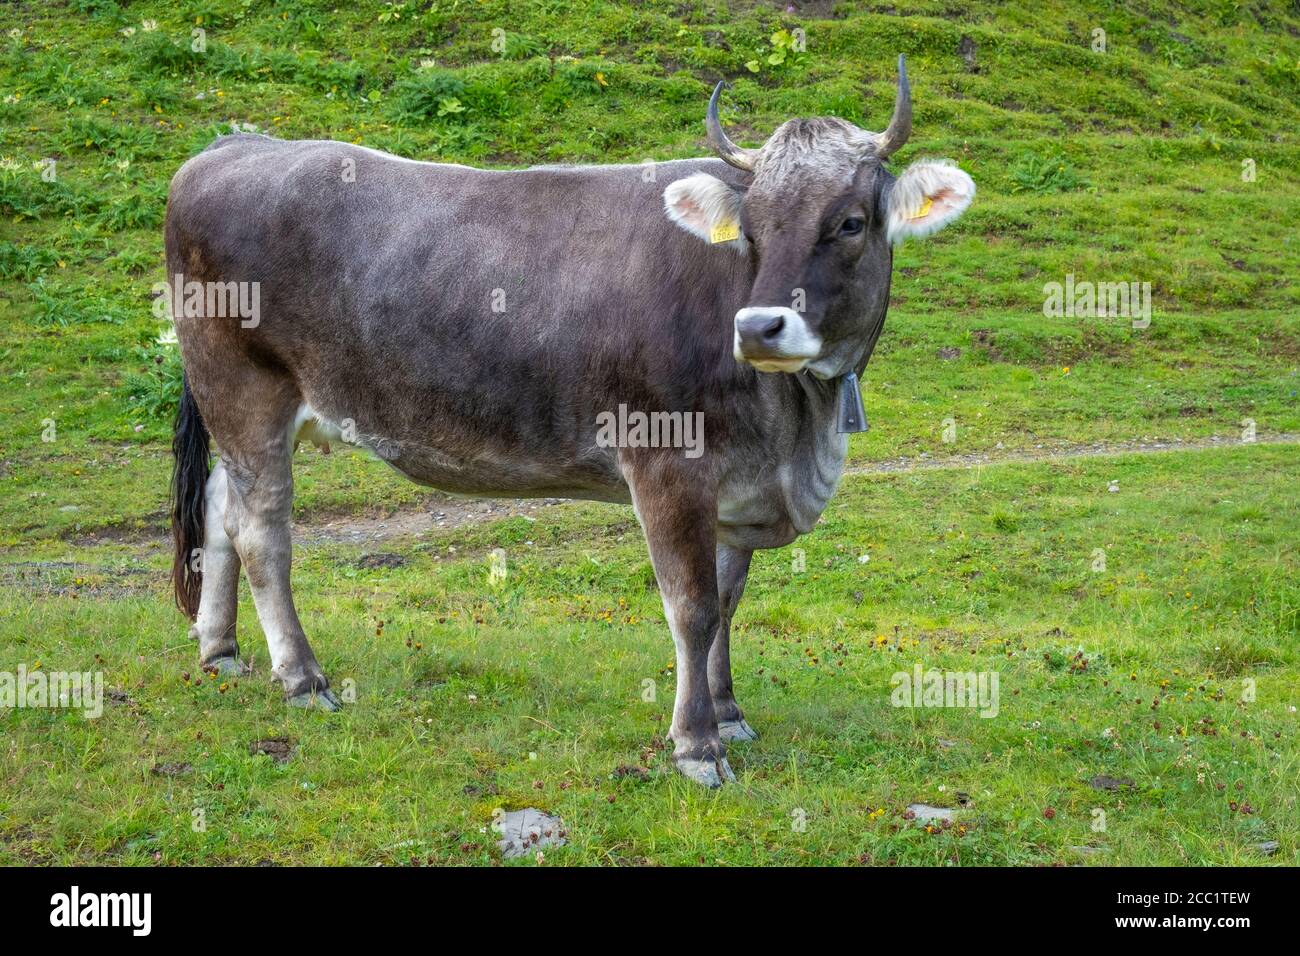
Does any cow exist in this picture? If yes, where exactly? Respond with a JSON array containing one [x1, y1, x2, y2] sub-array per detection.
[[165, 55, 974, 786]]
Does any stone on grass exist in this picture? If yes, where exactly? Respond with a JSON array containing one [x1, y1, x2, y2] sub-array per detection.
[[906, 803, 955, 823], [495, 808, 567, 859]]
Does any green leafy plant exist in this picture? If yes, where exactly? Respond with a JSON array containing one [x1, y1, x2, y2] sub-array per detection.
[[124, 340, 185, 423], [0, 241, 59, 281], [25, 277, 129, 326], [436, 96, 466, 117], [1009, 150, 1090, 193], [393, 69, 467, 121], [746, 28, 808, 74]]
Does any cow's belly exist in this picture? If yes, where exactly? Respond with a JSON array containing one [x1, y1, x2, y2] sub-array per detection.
[[387, 451, 631, 504], [292, 402, 630, 503]]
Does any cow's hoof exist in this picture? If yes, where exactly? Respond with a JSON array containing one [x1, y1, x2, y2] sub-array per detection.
[[202, 656, 245, 677], [718, 718, 759, 742], [288, 688, 340, 712], [673, 754, 735, 788]]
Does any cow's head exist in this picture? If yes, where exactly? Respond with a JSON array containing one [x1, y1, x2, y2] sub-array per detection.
[[664, 57, 974, 378]]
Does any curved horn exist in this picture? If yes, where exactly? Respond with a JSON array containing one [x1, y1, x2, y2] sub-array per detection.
[[875, 54, 912, 159], [706, 82, 759, 171]]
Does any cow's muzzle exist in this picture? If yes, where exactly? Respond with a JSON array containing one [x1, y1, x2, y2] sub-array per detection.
[[733, 307, 822, 373]]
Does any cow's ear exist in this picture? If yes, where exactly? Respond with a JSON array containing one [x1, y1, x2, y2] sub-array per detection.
[[885, 159, 974, 245], [663, 173, 745, 249]]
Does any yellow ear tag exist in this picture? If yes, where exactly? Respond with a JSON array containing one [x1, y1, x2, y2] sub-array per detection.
[[710, 221, 740, 243], [909, 197, 934, 221]]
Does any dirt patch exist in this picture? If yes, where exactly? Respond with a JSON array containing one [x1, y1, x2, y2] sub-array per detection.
[[0, 560, 159, 599], [14, 435, 1293, 554], [970, 328, 1003, 361], [67, 520, 167, 547], [0, 825, 51, 864], [295, 496, 565, 544], [355, 552, 407, 569], [249, 738, 296, 764], [150, 761, 193, 777], [610, 764, 651, 781], [848, 432, 1298, 477]]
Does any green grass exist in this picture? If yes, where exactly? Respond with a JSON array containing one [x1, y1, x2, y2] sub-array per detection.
[[0, 0, 1297, 865], [2, 445, 1296, 865]]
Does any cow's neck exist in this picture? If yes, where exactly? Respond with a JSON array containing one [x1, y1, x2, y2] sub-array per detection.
[[770, 370, 850, 535], [788, 370, 840, 421]]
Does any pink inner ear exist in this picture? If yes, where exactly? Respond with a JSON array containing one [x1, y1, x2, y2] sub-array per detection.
[[930, 186, 960, 216], [673, 195, 707, 230]]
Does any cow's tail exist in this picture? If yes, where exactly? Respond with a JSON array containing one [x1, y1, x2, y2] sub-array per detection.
[[170, 374, 210, 620]]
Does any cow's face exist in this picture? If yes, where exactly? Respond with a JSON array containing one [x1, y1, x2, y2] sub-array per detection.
[[664, 58, 973, 379]]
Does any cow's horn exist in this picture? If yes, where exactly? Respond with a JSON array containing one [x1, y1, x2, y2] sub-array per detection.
[[706, 82, 759, 171], [875, 54, 912, 159]]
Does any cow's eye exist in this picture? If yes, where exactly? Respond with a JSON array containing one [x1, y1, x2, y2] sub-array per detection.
[[839, 217, 865, 236]]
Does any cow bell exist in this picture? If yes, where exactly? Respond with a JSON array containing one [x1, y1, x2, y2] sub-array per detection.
[[836, 372, 869, 434]]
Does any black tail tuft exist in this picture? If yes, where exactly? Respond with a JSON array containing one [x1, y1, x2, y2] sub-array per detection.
[[170, 374, 210, 620]]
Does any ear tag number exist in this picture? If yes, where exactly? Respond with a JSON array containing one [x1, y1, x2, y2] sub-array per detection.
[[710, 221, 740, 243], [909, 198, 934, 221]]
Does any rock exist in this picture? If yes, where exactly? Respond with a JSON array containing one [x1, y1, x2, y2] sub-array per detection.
[[906, 803, 955, 823], [495, 808, 567, 859]]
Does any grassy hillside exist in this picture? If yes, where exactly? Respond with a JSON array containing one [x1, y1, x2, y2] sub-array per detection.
[[0, 1, 1297, 865], [2, 0, 1299, 539]]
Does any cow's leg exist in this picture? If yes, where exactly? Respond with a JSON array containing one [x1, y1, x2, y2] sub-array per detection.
[[191, 367, 337, 711], [710, 544, 758, 742], [627, 460, 731, 787], [222, 441, 336, 710], [191, 461, 243, 674]]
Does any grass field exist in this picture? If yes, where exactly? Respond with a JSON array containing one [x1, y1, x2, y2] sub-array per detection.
[[1, 0, 1297, 865]]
